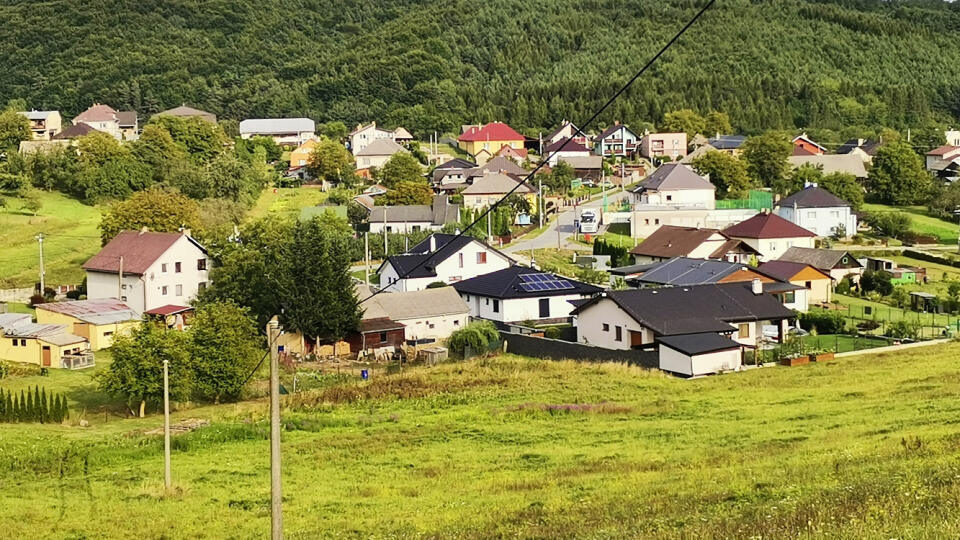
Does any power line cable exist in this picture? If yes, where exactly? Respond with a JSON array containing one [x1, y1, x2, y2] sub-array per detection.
[[358, 0, 718, 305]]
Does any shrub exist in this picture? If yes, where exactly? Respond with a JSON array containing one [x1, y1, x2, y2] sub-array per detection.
[[798, 310, 847, 334], [887, 320, 920, 340], [28, 294, 46, 307], [65, 289, 82, 300], [448, 320, 500, 355], [835, 276, 852, 295], [426, 281, 447, 289]]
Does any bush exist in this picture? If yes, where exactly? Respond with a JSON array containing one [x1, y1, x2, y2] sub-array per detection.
[[798, 310, 847, 334], [860, 270, 893, 296], [863, 211, 911, 239], [65, 289, 82, 300], [28, 294, 46, 307], [448, 320, 500, 355], [835, 276, 852, 295], [426, 281, 447, 289], [887, 320, 920, 340]]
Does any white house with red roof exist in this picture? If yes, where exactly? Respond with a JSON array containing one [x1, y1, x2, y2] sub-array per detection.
[[83, 230, 209, 314], [925, 145, 960, 170], [73, 103, 138, 141], [722, 212, 816, 261], [457, 122, 525, 157]]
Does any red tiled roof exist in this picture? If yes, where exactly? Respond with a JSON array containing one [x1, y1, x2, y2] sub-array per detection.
[[926, 145, 960, 156], [457, 122, 524, 142], [723, 213, 817, 239], [497, 145, 528, 158], [74, 103, 118, 123], [144, 305, 194, 316], [83, 231, 203, 275]]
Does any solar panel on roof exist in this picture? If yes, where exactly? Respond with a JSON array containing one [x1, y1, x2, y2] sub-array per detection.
[[518, 272, 575, 292]]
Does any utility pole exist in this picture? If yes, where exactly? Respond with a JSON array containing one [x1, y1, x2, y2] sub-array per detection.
[[163, 359, 171, 491], [364, 232, 370, 285], [383, 207, 388, 257], [487, 210, 492, 242], [538, 178, 543, 229], [267, 317, 284, 540], [118, 256, 124, 300], [35, 234, 45, 293]]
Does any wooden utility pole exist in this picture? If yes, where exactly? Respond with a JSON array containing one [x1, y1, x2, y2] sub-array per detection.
[[163, 359, 171, 491], [35, 234, 45, 293], [364, 232, 370, 286], [118, 256, 124, 299], [267, 317, 283, 539]]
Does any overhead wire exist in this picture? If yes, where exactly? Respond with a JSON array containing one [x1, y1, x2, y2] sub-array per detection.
[[357, 0, 719, 306]]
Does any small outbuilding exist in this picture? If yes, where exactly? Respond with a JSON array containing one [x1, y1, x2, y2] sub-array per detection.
[[657, 333, 743, 377]]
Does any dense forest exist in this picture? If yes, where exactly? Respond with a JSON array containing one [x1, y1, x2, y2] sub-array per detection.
[[2, 0, 960, 139]]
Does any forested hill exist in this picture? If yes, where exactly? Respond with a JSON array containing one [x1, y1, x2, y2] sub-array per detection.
[[2, 0, 960, 137]]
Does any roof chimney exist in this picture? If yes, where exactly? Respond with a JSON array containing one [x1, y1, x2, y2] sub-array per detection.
[[751, 278, 762, 295], [429, 235, 436, 252]]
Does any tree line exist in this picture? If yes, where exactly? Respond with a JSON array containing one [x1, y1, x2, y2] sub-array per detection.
[[0, 387, 69, 423]]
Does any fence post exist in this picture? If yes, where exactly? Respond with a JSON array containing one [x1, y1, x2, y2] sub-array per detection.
[[835, 334, 839, 353]]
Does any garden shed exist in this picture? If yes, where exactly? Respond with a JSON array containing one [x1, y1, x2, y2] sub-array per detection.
[[657, 334, 743, 377]]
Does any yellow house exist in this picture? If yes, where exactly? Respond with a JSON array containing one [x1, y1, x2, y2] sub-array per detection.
[[457, 122, 525, 157], [757, 261, 833, 305], [0, 314, 92, 369], [289, 139, 317, 167], [35, 299, 139, 351]]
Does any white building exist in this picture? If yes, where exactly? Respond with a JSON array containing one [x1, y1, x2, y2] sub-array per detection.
[[631, 163, 715, 209], [239, 118, 315, 145], [355, 138, 408, 170], [83, 230, 210, 314], [722, 212, 816, 261], [73, 103, 138, 141], [370, 286, 469, 343], [657, 334, 743, 377], [544, 137, 592, 166], [367, 195, 461, 234], [775, 184, 857, 238], [349, 122, 411, 154], [453, 266, 601, 324], [377, 234, 514, 292]]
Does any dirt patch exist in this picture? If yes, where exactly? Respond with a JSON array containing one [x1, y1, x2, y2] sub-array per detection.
[[142, 418, 210, 436]]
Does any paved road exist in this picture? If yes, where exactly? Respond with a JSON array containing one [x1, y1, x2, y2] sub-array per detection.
[[505, 189, 631, 254]]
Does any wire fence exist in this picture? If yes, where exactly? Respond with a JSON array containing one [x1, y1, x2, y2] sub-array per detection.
[[817, 303, 960, 340], [714, 190, 773, 210], [744, 334, 895, 365]]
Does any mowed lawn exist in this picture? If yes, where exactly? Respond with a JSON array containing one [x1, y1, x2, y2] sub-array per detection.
[[4, 347, 960, 537], [862, 203, 958, 243], [247, 186, 329, 220], [0, 191, 101, 288]]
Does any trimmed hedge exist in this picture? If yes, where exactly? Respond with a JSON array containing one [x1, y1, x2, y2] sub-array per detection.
[[903, 249, 960, 269]]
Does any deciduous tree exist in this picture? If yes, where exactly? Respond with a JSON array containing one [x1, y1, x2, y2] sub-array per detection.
[[99, 187, 202, 244], [377, 152, 423, 188], [867, 141, 933, 205], [690, 150, 753, 198], [741, 133, 792, 195], [187, 301, 263, 403]]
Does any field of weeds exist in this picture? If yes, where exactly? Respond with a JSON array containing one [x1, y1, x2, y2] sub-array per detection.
[[3, 349, 960, 538]]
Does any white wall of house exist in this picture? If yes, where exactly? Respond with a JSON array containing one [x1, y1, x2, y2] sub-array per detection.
[[460, 293, 590, 323], [574, 297, 649, 350], [639, 188, 715, 209], [357, 154, 394, 169], [85, 236, 209, 314], [240, 131, 314, 145], [733, 236, 816, 262], [395, 313, 468, 341], [631, 209, 758, 238], [368, 221, 436, 234], [547, 150, 591, 166], [776, 205, 856, 238], [659, 345, 741, 376], [379, 242, 512, 292]]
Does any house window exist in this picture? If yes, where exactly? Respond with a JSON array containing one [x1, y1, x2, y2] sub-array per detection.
[[198, 282, 207, 291], [161, 263, 167, 273], [175, 284, 183, 296], [162, 286, 168, 295], [739, 324, 750, 338], [459, 253, 464, 268], [644, 219, 650, 225], [197, 259, 207, 271], [666, 195, 673, 201], [11, 339, 16, 347], [175, 262, 182, 273], [769, 242, 777, 251], [654, 219, 660, 225], [615, 326, 623, 342], [806, 211, 817, 219], [20, 339, 26, 346], [121, 296, 127, 302], [805, 281, 812, 289], [485, 298, 489, 305], [386, 226, 393, 233], [493, 299, 500, 313], [464, 294, 470, 301], [783, 291, 796, 303], [412, 225, 421, 232], [454, 320, 460, 326], [602, 323, 610, 332], [379, 332, 387, 343], [477, 252, 487, 264], [104, 331, 114, 337], [121, 284, 127, 290]]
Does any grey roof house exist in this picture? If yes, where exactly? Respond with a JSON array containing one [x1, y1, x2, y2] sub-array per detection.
[[367, 195, 461, 234]]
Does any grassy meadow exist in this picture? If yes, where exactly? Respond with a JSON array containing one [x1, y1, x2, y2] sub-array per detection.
[[861, 203, 959, 244], [3, 346, 960, 537]]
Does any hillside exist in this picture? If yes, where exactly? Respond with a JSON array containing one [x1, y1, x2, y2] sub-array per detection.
[[2, 0, 960, 139], [3, 347, 960, 537]]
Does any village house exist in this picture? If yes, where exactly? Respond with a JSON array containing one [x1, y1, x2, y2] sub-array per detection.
[[595, 123, 639, 157], [378, 233, 514, 292], [757, 260, 833, 304], [52, 123, 101, 140], [431, 157, 477, 190], [355, 138, 409, 170], [774, 246, 863, 283], [792, 133, 826, 156], [631, 163, 715, 208], [288, 139, 317, 167], [836, 138, 881, 163], [494, 144, 528, 164], [656, 333, 745, 377], [83, 230, 210, 314], [457, 122, 526, 157], [544, 137, 592, 166], [640, 132, 688, 161], [864, 258, 926, 285], [629, 225, 759, 264], [571, 282, 795, 372], [73, 103, 138, 141], [461, 171, 535, 210], [788, 154, 868, 182], [348, 122, 411, 154], [153, 105, 217, 124], [0, 313, 92, 369], [239, 118, 315, 145], [774, 184, 857, 238], [722, 212, 816, 261], [545, 120, 589, 147], [34, 299, 139, 351], [18, 110, 62, 140], [367, 195, 461, 234], [560, 155, 604, 182], [453, 266, 601, 325], [371, 286, 470, 343], [925, 145, 960, 180], [706, 135, 747, 156], [947, 130, 960, 147]]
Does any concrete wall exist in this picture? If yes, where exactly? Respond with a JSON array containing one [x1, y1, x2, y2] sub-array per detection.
[[500, 331, 658, 368], [0, 288, 35, 303], [641, 188, 715, 209], [631, 208, 758, 238]]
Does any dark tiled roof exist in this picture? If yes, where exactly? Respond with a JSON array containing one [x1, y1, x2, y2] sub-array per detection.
[[634, 164, 714, 192], [657, 333, 742, 356], [359, 318, 405, 333], [572, 283, 794, 336], [452, 266, 601, 300], [597, 124, 637, 140], [706, 135, 747, 150], [544, 137, 591, 154], [777, 186, 851, 209], [723, 213, 816, 239], [836, 139, 881, 156], [52, 123, 101, 139], [629, 225, 721, 258], [83, 231, 205, 275], [381, 234, 509, 279], [435, 158, 475, 170], [776, 247, 862, 270]]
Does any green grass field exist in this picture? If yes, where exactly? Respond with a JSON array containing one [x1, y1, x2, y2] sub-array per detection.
[[247, 186, 330, 220], [862, 203, 959, 244], [0, 191, 102, 288], [3, 347, 960, 537]]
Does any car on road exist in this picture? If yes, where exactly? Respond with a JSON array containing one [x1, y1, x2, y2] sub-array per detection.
[[579, 209, 599, 233]]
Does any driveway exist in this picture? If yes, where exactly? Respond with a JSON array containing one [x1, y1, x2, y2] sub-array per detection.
[[505, 188, 631, 254]]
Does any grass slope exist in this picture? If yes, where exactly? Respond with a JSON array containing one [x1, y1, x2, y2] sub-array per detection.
[[3, 347, 960, 537], [0, 191, 101, 288], [862, 203, 959, 244]]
